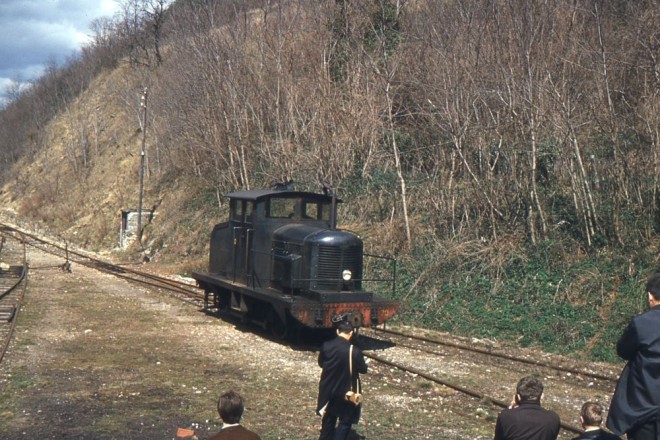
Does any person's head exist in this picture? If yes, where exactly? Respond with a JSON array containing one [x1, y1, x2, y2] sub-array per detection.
[[217, 390, 244, 424], [515, 376, 544, 402], [579, 401, 604, 428], [646, 274, 660, 305], [336, 320, 354, 340]]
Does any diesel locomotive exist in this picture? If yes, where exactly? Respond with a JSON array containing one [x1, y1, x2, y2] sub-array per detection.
[[192, 185, 398, 337]]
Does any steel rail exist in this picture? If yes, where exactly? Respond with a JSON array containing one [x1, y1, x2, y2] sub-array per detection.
[[0, 265, 26, 301], [29, 240, 204, 302], [372, 326, 619, 383], [97, 268, 203, 304], [364, 351, 583, 435], [1, 224, 203, 300], [0, 229, 28, 365]]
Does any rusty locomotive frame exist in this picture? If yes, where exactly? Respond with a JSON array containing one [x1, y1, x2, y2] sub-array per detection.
[[192, 186, 398, 337]]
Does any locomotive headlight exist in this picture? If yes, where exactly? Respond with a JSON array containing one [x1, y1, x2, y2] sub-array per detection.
[[342, 270, 352, 281]]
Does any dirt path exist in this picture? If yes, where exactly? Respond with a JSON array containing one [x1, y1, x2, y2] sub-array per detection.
[[0, 246, 319, 439]]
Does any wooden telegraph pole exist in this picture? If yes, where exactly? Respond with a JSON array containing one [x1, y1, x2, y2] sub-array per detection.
[[137, 88, 148, 247]]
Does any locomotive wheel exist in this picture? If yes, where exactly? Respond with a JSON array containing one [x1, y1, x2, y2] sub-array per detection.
[[266, 310, 289, 340]]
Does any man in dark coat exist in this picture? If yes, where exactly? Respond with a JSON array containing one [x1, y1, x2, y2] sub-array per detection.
[[493, 376, 560, 440], [572, 401, 620, 440], [316, 320, 367, 440], [208, 390, 261, 440], [606, 274, 660, 440]]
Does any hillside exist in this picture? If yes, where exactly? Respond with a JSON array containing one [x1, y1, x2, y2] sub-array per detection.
[[0, 0, 659, 361], [0, 62, 212, 268]]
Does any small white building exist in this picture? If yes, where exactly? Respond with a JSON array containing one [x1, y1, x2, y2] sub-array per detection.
[[119, 209, 156, 248]]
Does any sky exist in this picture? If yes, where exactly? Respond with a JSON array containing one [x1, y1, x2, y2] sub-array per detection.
[[0, 0, 119, 106]]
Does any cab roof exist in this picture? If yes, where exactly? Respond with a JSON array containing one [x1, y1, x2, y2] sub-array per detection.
[[225, 189, 341, 203]]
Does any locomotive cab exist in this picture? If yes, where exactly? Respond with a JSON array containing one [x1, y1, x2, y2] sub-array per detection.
[[208, 189, 340, 288], [192, 187, 398, 337]]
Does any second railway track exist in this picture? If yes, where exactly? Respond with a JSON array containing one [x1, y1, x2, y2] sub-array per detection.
[[0, 228, 27, 365], [366, 326, 620, 384], [357, 326, 624, 436]]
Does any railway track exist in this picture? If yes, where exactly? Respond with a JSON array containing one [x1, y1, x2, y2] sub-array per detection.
[[1, 221, 622, 437], [0, 228, 27, 365], [357, 326, 622, 436], [367, 326, 619, 383], [1, 224, 204, 306]]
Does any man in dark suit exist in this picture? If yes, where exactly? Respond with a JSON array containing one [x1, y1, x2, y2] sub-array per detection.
[[493, 376, 560, 440], [607, 274, 660, 440], [316, 320, 367, 440], [208, 390, 261, 440], [572, 402, 620, 440]]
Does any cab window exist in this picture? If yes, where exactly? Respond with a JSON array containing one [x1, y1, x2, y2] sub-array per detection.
[[318, 202, 331, 222], [301, 201, 332, 221], [231, 199, 244, 221], [302, 202, 318, 219], [268, 198, 296, 218], [244, 201, 254, 224]]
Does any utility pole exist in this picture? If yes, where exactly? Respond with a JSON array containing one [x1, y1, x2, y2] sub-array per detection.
[[137, 87, 148, 247]]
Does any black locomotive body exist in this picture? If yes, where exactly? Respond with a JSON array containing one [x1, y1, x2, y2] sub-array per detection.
[[192, 188, 398, 336]]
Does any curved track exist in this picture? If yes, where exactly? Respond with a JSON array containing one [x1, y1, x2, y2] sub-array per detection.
[[0, 228, 28, 365], [2, 225, 204, 305]]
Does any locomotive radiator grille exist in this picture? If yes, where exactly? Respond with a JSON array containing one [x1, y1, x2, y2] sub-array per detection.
[[315, 245, 362, 290]]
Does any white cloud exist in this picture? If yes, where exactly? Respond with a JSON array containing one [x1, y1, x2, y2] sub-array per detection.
[[0, 77, 33, 109], [0, 0, 120, 103], [0, 78, 16, 93], [99, 0, 120, 16]]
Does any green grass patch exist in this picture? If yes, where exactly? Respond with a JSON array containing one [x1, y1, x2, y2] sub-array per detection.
[[395, 237, 659, 362]]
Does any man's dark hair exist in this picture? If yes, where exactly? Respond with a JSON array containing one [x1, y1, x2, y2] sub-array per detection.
[[646, 274, 660, 300], [337, 320, 353, 334], [217, 390, 244, 424], [580, 401, 603, 426], [516, 376, 544, 401]]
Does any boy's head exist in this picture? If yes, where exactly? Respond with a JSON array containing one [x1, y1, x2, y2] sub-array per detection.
[[580, 401, 604, 427], [217, 390, 244, 424]]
